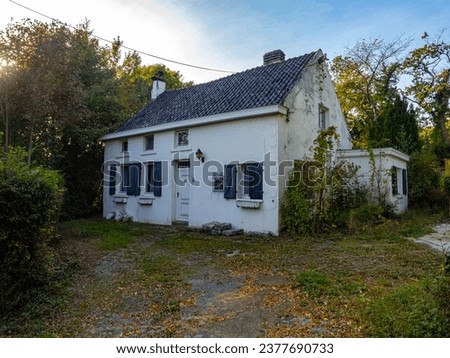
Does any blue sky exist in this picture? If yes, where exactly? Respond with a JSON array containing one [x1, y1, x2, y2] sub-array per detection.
[[1, 0, 450, 83]]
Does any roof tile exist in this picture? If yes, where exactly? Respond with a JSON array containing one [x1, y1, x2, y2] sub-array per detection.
[[116, 51, 316, 132]]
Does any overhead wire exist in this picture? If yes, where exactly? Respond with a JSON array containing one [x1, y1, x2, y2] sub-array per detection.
[[8, 0, 236, 74]]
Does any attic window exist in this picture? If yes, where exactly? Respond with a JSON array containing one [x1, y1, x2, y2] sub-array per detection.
[[319, 106, 329, 130], [122, 140, 128, 152], [176, 130, 189, 147], [145, 135, 154, 151]]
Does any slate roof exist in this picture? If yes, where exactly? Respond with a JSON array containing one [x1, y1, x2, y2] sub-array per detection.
[[116, 51, 317, 132]]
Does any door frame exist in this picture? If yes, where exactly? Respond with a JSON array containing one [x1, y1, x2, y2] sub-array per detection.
[[174, 160, 190, 222]]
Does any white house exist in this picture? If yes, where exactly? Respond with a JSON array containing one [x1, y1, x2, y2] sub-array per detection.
[[101, 49, 408, 235]]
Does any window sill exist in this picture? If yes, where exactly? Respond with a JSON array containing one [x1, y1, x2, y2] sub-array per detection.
[[115, 154, 130, 159], [141, 151, 156, 156], [171, 147, 192, 153], [113, 195, 128, 204], [138, 195, 154, 205], [236, 199, 262, 209]]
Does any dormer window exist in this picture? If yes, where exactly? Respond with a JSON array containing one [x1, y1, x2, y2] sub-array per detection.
[[176, 130, 189, 147]]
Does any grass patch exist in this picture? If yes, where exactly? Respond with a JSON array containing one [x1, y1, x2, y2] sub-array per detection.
[[139, 252, 181, 283], [60, 218, 148, 250], [363, 278, 449, 337], [295, 270, 336, 297], [295, 270, 367, 298]]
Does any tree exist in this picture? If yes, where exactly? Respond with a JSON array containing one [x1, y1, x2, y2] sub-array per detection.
[[0, 19, 194, 217], [116, 49, 193, 117], [371, 93, 420, 154], [331, 37, 411, 148], [403, 32, 450, 150], [0, 66, 17, 152]]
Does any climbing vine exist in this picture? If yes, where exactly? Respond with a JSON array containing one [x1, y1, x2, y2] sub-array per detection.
[[281, 127, 371, 235]]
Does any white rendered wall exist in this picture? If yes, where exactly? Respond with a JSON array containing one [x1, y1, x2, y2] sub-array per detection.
[[103, 115, 281, 234], [277, 52, 352, 200]]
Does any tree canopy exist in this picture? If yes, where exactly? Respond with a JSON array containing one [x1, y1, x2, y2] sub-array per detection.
[[403, 32, 450, 153], [0, 19, 192, 217]]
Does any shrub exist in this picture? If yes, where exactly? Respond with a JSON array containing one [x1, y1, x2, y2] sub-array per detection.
[[281, 128, 373, 234], [280, 180, 311, 235], [0, 147, 64, 313]]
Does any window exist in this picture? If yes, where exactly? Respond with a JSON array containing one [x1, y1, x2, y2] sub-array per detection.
[[145, 135, 154, 151], [122, 140, 128, 152], [223, 163, 263, 200], [145, 162, 162, 196], [319, 106, 329, 130], [224, 164, 236, 199], [176, 130, 189, 146], [121, 163, 141, 196], [146, 163, 154, 193], [391, 166, 398, 195], [212, 172, 224, 192], [241, 165, 251, 197], [121, 164, 129, 192]]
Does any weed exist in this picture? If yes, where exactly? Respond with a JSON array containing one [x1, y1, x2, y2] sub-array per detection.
[[295, 270, 336, 297]]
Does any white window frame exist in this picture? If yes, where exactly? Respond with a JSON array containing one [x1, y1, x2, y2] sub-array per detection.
[[238, 163, 252, 199], [319, 105, 329, 130], [175, 129, 189, 147], [145, 162, 155, 194], [144, 134, 154, 151]]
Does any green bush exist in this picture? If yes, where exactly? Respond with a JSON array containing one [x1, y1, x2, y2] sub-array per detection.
[[280, 182, 311, 235], [0, 147, 64, 313]]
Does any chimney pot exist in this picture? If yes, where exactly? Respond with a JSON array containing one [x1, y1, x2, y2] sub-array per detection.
[[263, 50, 285, 65]]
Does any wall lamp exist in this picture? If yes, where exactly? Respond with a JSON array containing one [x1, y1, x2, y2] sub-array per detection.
[[195, 148, 205, 163]]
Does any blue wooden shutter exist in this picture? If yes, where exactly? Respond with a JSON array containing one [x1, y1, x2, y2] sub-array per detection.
[[127, 163, 141, 196], [402, 169, 407, 195], [153, 161, 162, 197], [109, 164, 116, 195], [249, 163, 264, 200], [224, 164, 236, 199]]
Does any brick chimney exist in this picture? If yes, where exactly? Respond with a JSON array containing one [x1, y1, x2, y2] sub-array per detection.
[[263, 50, 285, 66], [151, 71, 166, 100]]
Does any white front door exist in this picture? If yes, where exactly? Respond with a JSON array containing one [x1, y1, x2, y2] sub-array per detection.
[[175, 162, 190, 222]]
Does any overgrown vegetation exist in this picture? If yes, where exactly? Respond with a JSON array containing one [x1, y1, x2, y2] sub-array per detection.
[[281, 127, 372, 235], [0, 146, 64, 314]]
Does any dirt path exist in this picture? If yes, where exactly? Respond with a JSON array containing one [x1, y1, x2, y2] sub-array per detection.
[[180, 266, 292, 337], [56, 228, 324, 338]]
